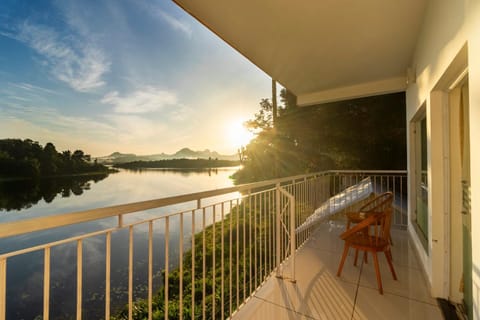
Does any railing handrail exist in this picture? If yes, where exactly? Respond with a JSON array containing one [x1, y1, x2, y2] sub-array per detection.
[[0, 170, 408, 320], [325, 169, 407, 174], [0, 171, 328, 239]]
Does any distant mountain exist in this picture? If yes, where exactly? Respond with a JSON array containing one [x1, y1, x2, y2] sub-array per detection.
[[96, 148, 238, 164]]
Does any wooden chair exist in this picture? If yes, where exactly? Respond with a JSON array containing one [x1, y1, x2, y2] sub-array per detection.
[[336, 208, 397, 294], [346, 192, 393, 229]]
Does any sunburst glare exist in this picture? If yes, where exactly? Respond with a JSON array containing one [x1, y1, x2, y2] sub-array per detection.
[[226, 119, 255, 149]]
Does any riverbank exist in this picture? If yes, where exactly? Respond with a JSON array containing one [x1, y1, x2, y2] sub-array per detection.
[[114, 159, 240, 170], [0, 169, 118, 182]]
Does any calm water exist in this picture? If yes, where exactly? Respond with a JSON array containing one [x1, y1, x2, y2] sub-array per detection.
[[0, 167, 239, 319]]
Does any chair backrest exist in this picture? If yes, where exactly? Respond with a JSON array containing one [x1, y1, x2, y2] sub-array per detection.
[[341, 192, 394, 246], [359, 192, 393, 214], [371, 207, 393, 245]]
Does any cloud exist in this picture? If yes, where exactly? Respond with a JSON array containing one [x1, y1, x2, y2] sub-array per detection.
[[101, 86, 177, 114], [139, 1, 192, 37], [156, 9, 192, 36], [107, 114, 165, 141], [2, 103, 115, 139], [0, 104, 118, 155], [8, 21, 110, 92], [9, 82, 59, 95]]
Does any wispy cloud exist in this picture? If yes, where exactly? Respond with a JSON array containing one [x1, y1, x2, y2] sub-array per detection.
[[6, 21, 109, 92], [139, 1, 192, 37], [0, 103, 118, 155], [108, 114, 166, 142], [156, 9, 192, 36], [101, 86, 177, 114], [2, 103, 115, 138], [8, 82, 59, 95]]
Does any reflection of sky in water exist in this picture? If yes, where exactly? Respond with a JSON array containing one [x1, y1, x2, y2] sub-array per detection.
[[0, 168, 240, 319], [0, 167, 240, 222]]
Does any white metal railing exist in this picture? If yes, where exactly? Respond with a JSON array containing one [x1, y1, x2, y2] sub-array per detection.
[[0, 170, 407, 320]]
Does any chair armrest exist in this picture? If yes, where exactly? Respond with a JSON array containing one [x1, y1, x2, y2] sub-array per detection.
[[340, 213, 380, 240]]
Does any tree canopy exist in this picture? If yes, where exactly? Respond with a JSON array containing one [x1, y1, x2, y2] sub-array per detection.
[[233, 91, 406, 184], [0, 139, 110, 178]]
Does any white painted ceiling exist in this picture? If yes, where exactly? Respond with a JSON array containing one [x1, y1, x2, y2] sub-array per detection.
[[174, 0, 429, 104]]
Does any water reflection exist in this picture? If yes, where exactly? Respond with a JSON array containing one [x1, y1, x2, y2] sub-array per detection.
[[123, 167, 238, 177], [0, 168, 239, 319], [0, 174, 109, 211]]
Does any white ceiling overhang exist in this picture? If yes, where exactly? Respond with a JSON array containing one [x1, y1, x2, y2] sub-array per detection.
[[174, 0, 428, 105]]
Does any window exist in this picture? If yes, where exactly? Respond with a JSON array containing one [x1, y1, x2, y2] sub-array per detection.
[[411, 107, 428, 252]]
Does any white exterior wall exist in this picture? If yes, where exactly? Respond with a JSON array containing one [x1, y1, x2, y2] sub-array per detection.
[[406, 0, 480, 318]]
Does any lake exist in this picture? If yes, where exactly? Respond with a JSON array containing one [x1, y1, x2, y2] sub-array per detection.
[[0, 167, 240, 319]]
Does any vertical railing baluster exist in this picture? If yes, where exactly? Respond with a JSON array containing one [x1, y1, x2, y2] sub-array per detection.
[[269, 190, 272, 270], [0, 258, 5, 320], [263, 190, 267, 281], [191, 210, 195, 320], [258, 192, 262, 283], [105, 232, 111, 320], [229, 200, 233, 317], [276, 183, 280, 276], [202, 209, 206, 320], [128, 226, 134, 320], [212, 206, 216, 320], [164, 217, 169, 320], [235, 198, 239, 309], [76, 240, 83, 320], [401, 175, 405, 225], [254, 193, 257, 288], [244, 195, 247, 300], [44, 247, 50, 320], [290, 194, 296, 282], [248, 195, 253, 298], [392, 176, 397, 225], [221, 202, 225, 320], [148, 222, 153, 320], [179, 214, 184, 320]]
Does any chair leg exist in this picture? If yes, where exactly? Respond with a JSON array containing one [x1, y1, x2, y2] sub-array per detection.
[[363, 251, 368, 264], [372, 252, 383, 294], [384, 250, 397, 280], [337, 244, 350, 277], [354, 249, 359, 266]]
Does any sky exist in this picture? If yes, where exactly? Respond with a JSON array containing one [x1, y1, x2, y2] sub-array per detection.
[[0, 0, 271, 156]]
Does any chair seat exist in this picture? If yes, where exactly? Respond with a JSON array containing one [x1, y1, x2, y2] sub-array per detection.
[[346, 211, 371, 224], [345, 233, 390, 250]]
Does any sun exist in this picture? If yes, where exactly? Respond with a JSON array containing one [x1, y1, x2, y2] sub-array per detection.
[[226, 119, 255, 149]]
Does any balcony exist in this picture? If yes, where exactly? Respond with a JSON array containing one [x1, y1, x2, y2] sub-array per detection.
[[0, 170, 441, 319], [232, 220, 441, 319]]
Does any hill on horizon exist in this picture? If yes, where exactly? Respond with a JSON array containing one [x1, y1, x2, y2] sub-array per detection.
[[97, 147, 238, 164]]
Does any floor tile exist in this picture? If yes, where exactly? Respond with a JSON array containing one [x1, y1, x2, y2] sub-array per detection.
[[232, 297, 315, 320], [354, 286, 443, 320], [254, 249, 359, 319], [358, 255, 436, 305], [235, 220, 442, 320]]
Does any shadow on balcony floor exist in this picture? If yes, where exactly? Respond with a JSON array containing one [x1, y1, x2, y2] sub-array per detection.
[[232, 219, 442, 320]]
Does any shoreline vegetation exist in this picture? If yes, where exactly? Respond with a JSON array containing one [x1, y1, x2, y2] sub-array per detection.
[[113, 159, 240, 170], [112, 200, 269, 320], [0, 139, 114, 180]]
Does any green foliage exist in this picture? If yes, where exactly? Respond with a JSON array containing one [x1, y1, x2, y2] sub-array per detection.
[[112, 200, 276, 320], [0, 139, 111, 178], [233, 92, 406, 184]]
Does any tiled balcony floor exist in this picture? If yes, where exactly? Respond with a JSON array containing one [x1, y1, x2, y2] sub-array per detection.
[[232, 219, 443, 320]]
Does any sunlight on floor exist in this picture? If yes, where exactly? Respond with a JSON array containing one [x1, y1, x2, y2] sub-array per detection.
[[232, 220, 442, 320]]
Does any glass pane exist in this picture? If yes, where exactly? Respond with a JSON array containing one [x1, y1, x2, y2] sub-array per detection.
[[414, 114, 428, 250]]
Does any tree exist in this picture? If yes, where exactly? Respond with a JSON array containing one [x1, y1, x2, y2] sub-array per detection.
[[233, 92, 407, 184], [0, 139, 111, 178]]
